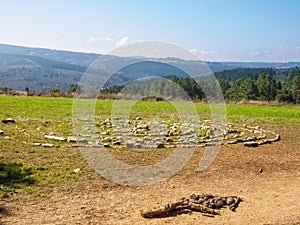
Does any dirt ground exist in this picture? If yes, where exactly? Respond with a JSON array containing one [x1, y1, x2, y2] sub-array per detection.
[[1, 130, 300, 225]]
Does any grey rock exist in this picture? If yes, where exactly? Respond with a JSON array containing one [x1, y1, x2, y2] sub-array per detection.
[[157, 143, 165, 148], [215, 200, 224, 208], [126, 142, 135, 148], [226, 197, 235, 205], [32, 142, 42, 146], [67, 136, 78, 143], [78, 139, 88, 144], [42, 143, 55, 148], [44, 135, 66, 141], [102, 137, 111, 142], [133, 143, 142, 148], [197, 198, 205, 204], [166, 138, 173, 142], [244, 141, 259, 147], [1, 118, 16, 124], [214, 195, 222, 201]]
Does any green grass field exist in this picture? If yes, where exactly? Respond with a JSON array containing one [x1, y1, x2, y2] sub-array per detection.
[[0, 95, 299, 198]]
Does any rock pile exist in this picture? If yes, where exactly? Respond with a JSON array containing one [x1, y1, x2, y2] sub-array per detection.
[[225, 124, 280, 147], [74, 117, 280, 149], [141, 194, 242, 218], [0, 116, 280, 150]]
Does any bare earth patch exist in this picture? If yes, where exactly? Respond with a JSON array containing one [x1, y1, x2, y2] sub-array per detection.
[[1, 129, 300, 225]]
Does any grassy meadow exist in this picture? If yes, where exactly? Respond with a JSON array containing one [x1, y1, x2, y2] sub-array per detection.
[[0, 95, 299, 198]]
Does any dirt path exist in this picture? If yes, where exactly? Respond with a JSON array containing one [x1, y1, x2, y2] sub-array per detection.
[[1, 139, 300, 225]]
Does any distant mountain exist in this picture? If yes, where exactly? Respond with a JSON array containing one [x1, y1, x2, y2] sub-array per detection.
[[0, 43, 299, 92], [0, 43, 99, 67], [0, 44, 100, 91], [219, 61, 300, 69]]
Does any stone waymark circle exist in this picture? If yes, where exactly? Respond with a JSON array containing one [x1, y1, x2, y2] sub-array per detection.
[[72, 41, 226, 186]]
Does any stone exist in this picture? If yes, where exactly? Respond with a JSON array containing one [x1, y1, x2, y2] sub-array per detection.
[[226, 197, 235, 205], [112, 141, 121, 145], [228, 140, 238, 144], [95, 140, 101, 146], [42, 143, 55, 148], [126, 141, 135, 148], [32, 142, 42, 146], [67, 136, 78, 143], [137, 124, 149, 130], [143, 136, 151, 141], [244, 141, 259, 147], [102, 137, 111, 142], [245, 136, 256, 141], [54, 214, 63, 219], [157, 143, 165, 148], [134, 143, 142, 148], [44, 135, 66, 141], [215, 200, 224, 208], [166, 138, 173, 143], [78, 139, 88, 144], [73, 168, 81, 173], [213, 195, 222, 201], [1, 118, 16, 124]]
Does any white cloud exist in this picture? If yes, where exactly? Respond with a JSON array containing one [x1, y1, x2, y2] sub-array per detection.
[[87, 37, 114, 44], [87, 37, 100, 43], [198, 50, 217, 55], [104, 37, 113, 41], [249, 51, 260, 56], [189, 48, 197, 54], [115, 36, 128, 47]]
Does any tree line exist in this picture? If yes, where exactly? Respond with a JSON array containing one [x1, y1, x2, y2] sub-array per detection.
[[219, 68, 300, 103], [99, 67, 300, 103], [1, 67, 299, 103]]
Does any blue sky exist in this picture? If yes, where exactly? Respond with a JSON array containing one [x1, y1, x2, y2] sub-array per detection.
[[0, 0, 300, 61]]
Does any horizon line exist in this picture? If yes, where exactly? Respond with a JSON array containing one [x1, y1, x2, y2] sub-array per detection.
[[0, 41, 299, 64]]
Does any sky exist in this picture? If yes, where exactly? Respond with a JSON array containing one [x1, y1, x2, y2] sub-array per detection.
[[0, 0, 300, 62]]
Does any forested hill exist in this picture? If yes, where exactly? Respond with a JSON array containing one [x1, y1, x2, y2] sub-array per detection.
[[101, 67, 300, 104], [0, 43, 300, 92], [214, 67, 294, 82]]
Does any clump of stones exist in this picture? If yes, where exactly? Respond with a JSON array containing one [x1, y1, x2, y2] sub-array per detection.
[[0, 117, 280, 149], [72, 117, 280, 149], [141, 194, 243, 218]]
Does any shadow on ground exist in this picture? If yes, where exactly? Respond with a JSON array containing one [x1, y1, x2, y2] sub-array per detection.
[[0, 163, 35, 198]]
